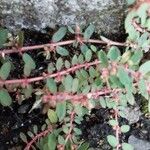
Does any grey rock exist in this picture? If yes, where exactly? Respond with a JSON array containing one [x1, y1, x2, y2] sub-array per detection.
[[128, 135, 150, 150], [0, 0, 127, 35], [123, 107, 142, 124]]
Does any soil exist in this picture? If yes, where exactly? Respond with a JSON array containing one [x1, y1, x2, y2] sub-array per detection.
[[0, 29, 149, 150]]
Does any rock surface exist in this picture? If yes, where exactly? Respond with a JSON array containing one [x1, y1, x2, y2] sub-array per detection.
[[0, 0, 127, 35], [123, 107, 142, 124], [128, 135, 150, 150]]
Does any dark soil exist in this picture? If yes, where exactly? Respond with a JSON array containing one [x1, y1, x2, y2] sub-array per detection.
[[80, 109, 150, 149], [0, 29, 149, 150]]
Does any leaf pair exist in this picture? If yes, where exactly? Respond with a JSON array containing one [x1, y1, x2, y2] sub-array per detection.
[[48, 101, 66, 123]]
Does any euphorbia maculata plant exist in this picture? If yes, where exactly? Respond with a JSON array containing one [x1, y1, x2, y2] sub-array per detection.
[[0, 0, 150, 149]]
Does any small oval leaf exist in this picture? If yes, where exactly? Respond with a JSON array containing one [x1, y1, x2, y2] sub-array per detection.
[[0, 89, 12, 106], [56, 46, 69, 56], [52, 27, 67, 42], [0, 62, 11, 80], [47, 109, 58, 124]]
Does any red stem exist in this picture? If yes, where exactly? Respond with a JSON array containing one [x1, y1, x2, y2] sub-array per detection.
[[115, 108, 120, 150], [0, 39, 126, 55], [43, 89, 122, 104], [0, 60, 100, 85], [24, 126, 52, 150], [63, 111, 75, 149]]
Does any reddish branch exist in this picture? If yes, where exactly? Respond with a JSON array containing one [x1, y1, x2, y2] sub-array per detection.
[[43, 89, 122, 108], [24, 126, 52, 150], [115, 108, 120, 150], [0, 60, 100, 86], [132, 19, 147, 33], [61, 111, 75, 150], [0, 39, 125, 56]]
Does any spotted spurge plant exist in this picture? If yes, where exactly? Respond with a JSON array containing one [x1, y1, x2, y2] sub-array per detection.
[[0, 1, 150, 150]]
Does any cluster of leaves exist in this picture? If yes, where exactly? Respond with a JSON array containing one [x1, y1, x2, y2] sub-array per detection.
[[0, 1, 150, 150], [125, 2, 150, 52]]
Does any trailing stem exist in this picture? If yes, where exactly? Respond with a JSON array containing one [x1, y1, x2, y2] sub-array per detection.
[[24, 126, 52, 150]]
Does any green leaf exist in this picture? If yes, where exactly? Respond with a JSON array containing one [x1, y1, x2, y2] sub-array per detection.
[[128, 50, 143, 65], [107, 135, 118, 147], [74, 104, 84, 117], [23, 53, 36, 76], [137, 3, 149, 26], [58, 135, 65, 145], [56, 57, 63, 71], [81, 69, 89, 79], [56, 101, 66, 122], [52, 27, 67, 42], [23, 53, 36, 68], [0, 28, 8, 48], [106, 99, 116, 108], [139, 61, 150, 75], [121, 125, 130, 133], [138, 79, 149, 99], [119, 93, 127, 107], [64, 75, 73, 92], [46, 78, 57, 93], [20, 132, 27, 143], [109, 120, 118, 126], [82, 85, 90, 94], [47, 133, 57, 150], [85, 50, 92, 62], [89, 66, 96, 78], [63, 126, 69, 134], [107, 46, 121, 61], [126, 90, 135, 105], [80, 44, 89, 55], [27, 131, 34, 138], [117, 67, 132, 87], [99, 97, 106, 108], [74, 127, 82, 135], [90, 45, 97, 52], [48, 63, 55, 73], [0, 62, 11, 80], [33, 125, 38, 134], [47, 109, 58, 124], [67, 26, 75, 34], [23, 84, 33, 98], [65, 60, 70, 69], [118, 110, 126, 118], [126, 0, 135, 5], [98, 50, 108, 67], [84, 24, 95, 40], [72, 55, 78, 66], [72, 78, 79, 93], [78, 54, 84, 64], [122, 143, 134, 150], [0, 89, 12, 106], [109, 75, 124, 88], [78, 142, 89, 150], [120, 51, 131, 64], [56, 46, 69, 56]]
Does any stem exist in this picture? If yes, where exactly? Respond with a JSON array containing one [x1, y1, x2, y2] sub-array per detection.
[[24, 126, 52, 150], [0, 39, 126, 55], [43, 89, 122, 104], [64, 112, 75, 144], [115, 108, 120, 150], [0, 60, 100, 85]]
